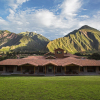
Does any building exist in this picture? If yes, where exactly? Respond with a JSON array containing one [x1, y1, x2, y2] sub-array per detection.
[[0, 48, 100, 75]]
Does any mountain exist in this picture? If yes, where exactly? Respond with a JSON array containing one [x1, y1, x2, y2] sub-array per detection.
[[0, 30, 50, 52], [47, 25, 100, 54]]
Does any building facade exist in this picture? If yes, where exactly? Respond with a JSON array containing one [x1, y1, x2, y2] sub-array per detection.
[[0, 48, 100, 75]]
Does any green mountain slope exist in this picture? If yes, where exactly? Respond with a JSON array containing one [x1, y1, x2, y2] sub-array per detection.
[[0, 30, 50, 52], [47, 25, 100, 53]]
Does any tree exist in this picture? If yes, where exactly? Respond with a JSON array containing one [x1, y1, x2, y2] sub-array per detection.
[[88, 53, 100, 60]]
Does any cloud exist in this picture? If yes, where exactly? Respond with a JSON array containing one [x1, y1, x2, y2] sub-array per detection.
[[60, 0, 82, 18], [34, 9, 67, 28], [35, 9, 56, 27], [4, 0, 83, 39], [82, 9, 87, 11], [79, 15, 89, 18], [0, 17, 8, 25], [1, 0, 100, 40], [16, 0, 29, 4], [8, 0, 29, 10], [0, 17, 9, 30], [78, 11, 100, 29]]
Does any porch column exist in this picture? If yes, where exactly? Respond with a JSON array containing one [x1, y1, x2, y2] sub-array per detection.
[[13, 66, 17, 72], [79, 66, 80, 73], [61, 66, 62, 73], [65, 66, 66, 74], [84, 66, 87, 72], [21, 66, 22, 73], [54, 66, 55, 74], [38, 66, 39, 73], [96, 66, 99, 73], [3, 66, 6, 73], [34, 66, 35, 74], [55, 66, 56, 73], [45, 66, 46, 74]]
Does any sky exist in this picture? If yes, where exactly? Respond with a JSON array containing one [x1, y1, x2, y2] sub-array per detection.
[[0, 0, 100, 40]]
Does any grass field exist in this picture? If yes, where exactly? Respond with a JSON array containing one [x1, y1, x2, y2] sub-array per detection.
[[0, 76, 100, 100]]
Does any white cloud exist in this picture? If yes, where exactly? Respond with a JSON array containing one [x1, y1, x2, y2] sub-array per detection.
[[4, 0, 83, 39], [60, 0, 82, 18], [16, 0, 29, 4], [0, 17, 9, 31], [0, 17, 8, 25], [34, 9, 67, 28], [8, 0, 29, 10], [78, 11, 100, 30], [1, 0, 100, 40], [82, 9, 87, 11], [9, 9, 15, 14], [79, 15, 89, 18], [35, 10, 55, 27]]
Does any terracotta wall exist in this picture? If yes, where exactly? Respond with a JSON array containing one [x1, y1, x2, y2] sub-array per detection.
[[55, 49, 64, 58]]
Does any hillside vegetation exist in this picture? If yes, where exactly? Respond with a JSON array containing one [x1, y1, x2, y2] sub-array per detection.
[[0, 30, 50, 52], [1, 25, 100, 54], [47, 25, 100, 53]]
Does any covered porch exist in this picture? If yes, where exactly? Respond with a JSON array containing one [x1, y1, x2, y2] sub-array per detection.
[[1, 65, 100, 76], [0, 64, 36, 75], [37, 64, 64, 75], [64, 64, 81, 75], [0, 65, 21, 75], [82, 66, 100, 73]]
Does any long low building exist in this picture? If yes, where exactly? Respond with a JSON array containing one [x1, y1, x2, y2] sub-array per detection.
[[0, 48, 100, 75]]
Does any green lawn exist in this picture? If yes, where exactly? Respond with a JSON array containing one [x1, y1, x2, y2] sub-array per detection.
[[0, 76, 100, 100]]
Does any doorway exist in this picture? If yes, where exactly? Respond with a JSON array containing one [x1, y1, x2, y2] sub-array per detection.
[[39, 66, 44, 72], [47, 66, 53, 73]]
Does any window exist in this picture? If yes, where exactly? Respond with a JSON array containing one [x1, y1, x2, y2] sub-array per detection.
[[39, 67, 43, 72], [87, 66, 95, 72], [48, 66, 52, 72], [57, 66, 61, 72], [57, 51, 62, 54], [0, 67, 3, 71], [80, 67, 84, 72], [17, 66, 21, 71]]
